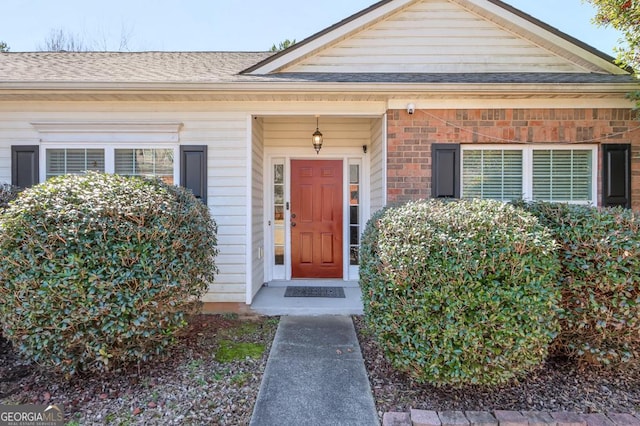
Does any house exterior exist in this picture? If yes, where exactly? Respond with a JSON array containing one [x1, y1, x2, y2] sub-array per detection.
[[1, 0, 638, 311]]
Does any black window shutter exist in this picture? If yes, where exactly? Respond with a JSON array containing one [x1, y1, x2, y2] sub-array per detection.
[[180, 145, 207, 203], [432, 144, 460, 198], [602, 144, 631, 208], [11, 145, 39, 189]]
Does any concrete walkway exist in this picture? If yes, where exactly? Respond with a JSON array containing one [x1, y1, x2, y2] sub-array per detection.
[[250, 315, 379, 426]]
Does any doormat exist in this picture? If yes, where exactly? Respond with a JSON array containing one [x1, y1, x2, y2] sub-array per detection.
[[284, 286, 345, 298]]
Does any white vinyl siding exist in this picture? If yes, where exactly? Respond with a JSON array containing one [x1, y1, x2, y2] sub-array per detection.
[[287, 0, 589, 73], [462, 145, 597, 204], [0, 109, 251, 304], [369, 116, 385, 214], [250, 116, 265, 301], [46, 148, 105, 178]]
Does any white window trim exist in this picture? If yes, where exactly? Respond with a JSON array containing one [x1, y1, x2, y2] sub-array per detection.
[[461, 144, 598, 204], [347, 158, 362, 281], [40, 143, 180, 185], [32, 121, 183, 185]]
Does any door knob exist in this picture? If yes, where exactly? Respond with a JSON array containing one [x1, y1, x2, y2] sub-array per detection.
[[291, 213, 297, 219], [291, 222, 296, 227]]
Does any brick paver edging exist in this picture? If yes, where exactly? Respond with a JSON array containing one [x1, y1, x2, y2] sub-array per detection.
[[382, 409, 640, 426]]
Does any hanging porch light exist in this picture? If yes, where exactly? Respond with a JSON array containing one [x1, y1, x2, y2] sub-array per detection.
[[312, 116, 323, 154]]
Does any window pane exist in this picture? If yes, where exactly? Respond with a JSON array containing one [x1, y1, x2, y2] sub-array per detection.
[[274, 164, 284, 184], [533, 150, 592, 202], [274, 205, 284, 222], [115, 148, 174, 184], [350, 226, 359, 245], [274, 185, 284, 205], [350, 247, 359, 266], [274, 245, 284, 265], [115, 149, 135, 175], [273, 161, 286, 267], [463, 149, 522, 201], [350, 165, 359, 184], [350, 184, 360, 206], [350, 206, 359, 225], [46, 149, 105, 179], [462, 150, 483, 198]]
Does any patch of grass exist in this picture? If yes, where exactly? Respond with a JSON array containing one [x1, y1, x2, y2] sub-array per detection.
[[221, 313, 239, 320], [187, 359, 203, 371], [214, 340, 264, 363], [212, 367, 230, 381], [265, 317, 280, 327], [230, 372, 252, 385]]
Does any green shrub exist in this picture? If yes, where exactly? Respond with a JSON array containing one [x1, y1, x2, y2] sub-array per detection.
[[360, 199, 560, 386], [0, 172, 218, 376], [514, 201, 640, 367], [0, 183, 20, 212]]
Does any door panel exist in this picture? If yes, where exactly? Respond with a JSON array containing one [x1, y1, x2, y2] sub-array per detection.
[[291, 160, 343, 278]]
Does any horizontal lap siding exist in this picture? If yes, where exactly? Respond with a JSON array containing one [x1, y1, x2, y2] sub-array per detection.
[[251, 117, 265, 301], [0, 106, 249, 303], [263, 116, 371, 148], [0, 118, 40, 183], [289, 0, 585, 73], [370, 117, 385, 214], [386, 108, 640, 211]]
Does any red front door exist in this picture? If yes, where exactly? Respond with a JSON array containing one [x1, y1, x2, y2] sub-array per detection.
[[290, 160, 343, 278]]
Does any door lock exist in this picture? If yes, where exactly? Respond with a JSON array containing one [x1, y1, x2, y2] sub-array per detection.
[[291, 213, 296, 219]]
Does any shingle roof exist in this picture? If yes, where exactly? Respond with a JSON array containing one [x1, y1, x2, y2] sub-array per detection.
[[0, 51, 273, 83], [0, 51, 635, 86]]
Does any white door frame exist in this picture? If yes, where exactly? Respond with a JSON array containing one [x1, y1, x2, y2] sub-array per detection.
[[263, 146, 369, 283]]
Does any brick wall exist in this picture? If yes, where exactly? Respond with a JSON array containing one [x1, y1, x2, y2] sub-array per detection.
[[386, 108, 640, 210]]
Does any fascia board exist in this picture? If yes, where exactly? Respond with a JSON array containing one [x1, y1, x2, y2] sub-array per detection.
[[0, 81, 638, 96]]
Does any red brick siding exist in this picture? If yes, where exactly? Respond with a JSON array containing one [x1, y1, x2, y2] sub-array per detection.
[[386, 108, 640, 210]]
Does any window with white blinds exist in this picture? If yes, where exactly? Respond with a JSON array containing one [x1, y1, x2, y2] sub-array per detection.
[[44, 146, 177, 184], [532, 150, 592, 202], [461, 145, 596, 204], [46, 149, 105, 179], [462, 149, 523, 201], [115, 149, 174, 184]]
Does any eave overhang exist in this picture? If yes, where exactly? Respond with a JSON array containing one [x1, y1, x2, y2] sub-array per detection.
[[0, 80, 638, 102]]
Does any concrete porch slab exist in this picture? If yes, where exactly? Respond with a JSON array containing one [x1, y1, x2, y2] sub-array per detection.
[[250, 281, 364, 316]]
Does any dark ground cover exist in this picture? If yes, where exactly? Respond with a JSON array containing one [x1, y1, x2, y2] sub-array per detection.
[[354, 316, 640, 416], [1, 314, 277, 425]]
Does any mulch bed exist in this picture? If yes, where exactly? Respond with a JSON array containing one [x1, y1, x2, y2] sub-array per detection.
[[353, 316, 640, 416], [0, 314, 278, 425]]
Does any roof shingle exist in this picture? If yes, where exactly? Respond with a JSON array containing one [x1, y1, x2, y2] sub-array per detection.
[[0, 51, 635, 86]]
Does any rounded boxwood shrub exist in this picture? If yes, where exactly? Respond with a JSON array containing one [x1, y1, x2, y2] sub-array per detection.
[[514, 201, 640, 367], [0, 172, 218, 376], [360, 199, 560, 386]]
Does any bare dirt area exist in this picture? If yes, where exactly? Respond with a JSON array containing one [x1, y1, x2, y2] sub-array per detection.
[[353, 316, 640, 417], [0, 314, 278, 425]]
